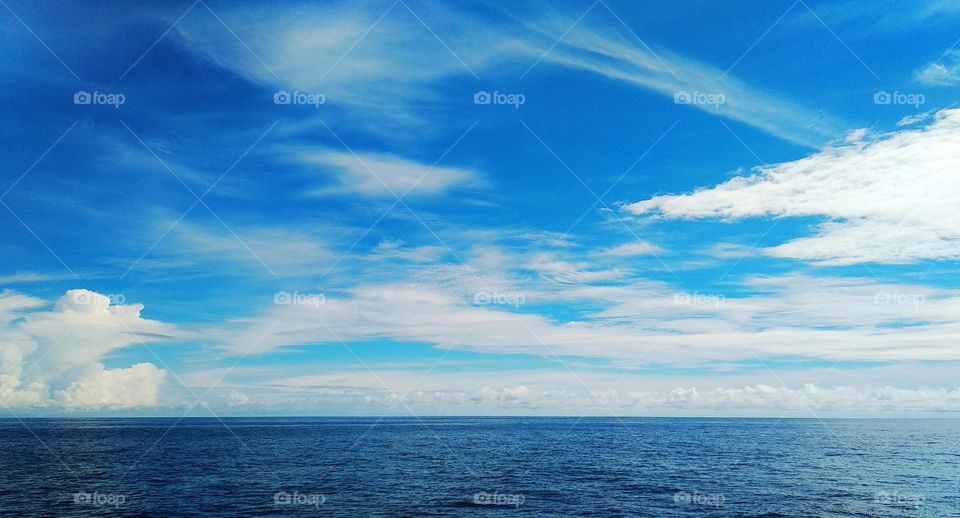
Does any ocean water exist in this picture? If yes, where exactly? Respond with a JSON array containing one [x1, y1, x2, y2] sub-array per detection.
[[0, 417, 956, 517]]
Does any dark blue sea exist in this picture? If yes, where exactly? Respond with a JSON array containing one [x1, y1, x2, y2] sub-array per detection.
[[0, 417, 956, 517]]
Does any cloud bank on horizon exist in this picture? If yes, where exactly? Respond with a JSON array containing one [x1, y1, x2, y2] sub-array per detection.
[[2, 0, 959, 415]]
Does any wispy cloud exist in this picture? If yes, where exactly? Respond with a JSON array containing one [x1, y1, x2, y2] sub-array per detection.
[[512, 17, 845, 147], [626, 109, 960, 265], [304, 151, 480, 198], [600, 241, 665, 257], [172, 1, 844, 147], [916, 49, 960, 85]]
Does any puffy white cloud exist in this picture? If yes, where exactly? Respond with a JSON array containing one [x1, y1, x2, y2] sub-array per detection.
[[626, 109, 960, 265], [55, 363, 166, 410], [0, 289, 173, 410]]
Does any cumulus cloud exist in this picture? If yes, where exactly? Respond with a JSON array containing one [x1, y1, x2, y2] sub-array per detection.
[[0, 289, 173, 409], [55, 363, 166, 410], [626, 109, 960, 265]]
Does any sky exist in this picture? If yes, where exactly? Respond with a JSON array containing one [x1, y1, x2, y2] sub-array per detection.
[[1, 0, 960, 417]]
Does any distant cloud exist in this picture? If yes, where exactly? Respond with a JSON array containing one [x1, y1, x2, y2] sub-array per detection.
[[0, 290, 174, 409], [55, 363, 166, 410], [186, 367, 960, 415], [626, 109, 960, 265], [373, 239, 448, 263], [916, 49, 960, 85], [706, 243, 756, 259], [600, 241, 665, 257], [161, 223, 334, 277], [305, 151, 479, 198], [0, 272, 75, 284]]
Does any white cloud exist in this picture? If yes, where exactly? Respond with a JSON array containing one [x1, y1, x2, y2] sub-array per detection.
[[227, 389, 251, 407], [600, 241, 665, 257], [0, 272, 76, 284], [626, 108, 960, 265], [916, 49, 960, 85], [206, 269, 960, 366], [146, 222, 335, 277], [629, 384, 960, 413], [173, 3, 507, 134], [182, 363, 960, 415], [0, 289, 174, 409], [373, 239, 448, 263], [304, 151, 478, 198], [55, 363, 166, 410], [514, 18, 844, 147], [173, 2, 841, 146]]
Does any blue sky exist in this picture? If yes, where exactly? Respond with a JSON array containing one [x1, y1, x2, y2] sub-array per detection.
[[2, 0, 960, 416]]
